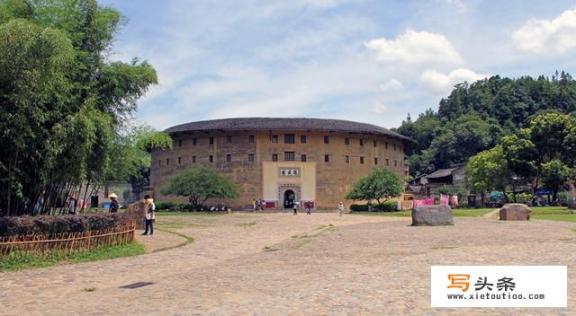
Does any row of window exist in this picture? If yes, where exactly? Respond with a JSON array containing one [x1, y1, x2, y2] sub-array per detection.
[[175, 134, 401, 150], [159, 153, 400, 167]]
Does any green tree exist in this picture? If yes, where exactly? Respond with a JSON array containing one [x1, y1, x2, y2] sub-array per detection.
[[398, 72, 576, 177], [346, 168, 403, 205], [499, 112, 576, 201], [0, 0, 157, 215], [106, 124, 172, 196], [466, 145, 509, 205], [160, 166, 239, 209], [425, 113, 502, 170], [541, 159, 570, 201]]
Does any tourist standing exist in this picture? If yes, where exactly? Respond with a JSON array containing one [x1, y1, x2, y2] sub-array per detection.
[[252, 199, 257, 212], [142, 195, 156, 235], [293, 201, 299, 215], [67, 195, 77, 215], [109, 193, 119, 213], [305, 202, 311, 215], [337, 202, 344, 216]]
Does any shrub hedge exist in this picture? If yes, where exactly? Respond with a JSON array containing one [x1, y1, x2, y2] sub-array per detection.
[[350, 201, 398, 212], [0, 213, 130, 237], [155, 201, 229, 212]]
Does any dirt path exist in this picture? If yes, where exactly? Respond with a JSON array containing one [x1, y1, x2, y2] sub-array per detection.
[[0, 213, 398, 315]]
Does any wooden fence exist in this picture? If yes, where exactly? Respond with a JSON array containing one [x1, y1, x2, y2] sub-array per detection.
[[0, 224, 135, 257]]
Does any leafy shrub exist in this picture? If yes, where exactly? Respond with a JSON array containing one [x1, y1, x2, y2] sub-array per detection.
[[155, 201, 177, 210], [505, 192, 534, 204], [350, 201, 398, 212], [375, 201, 398, 211], [350, 204, 369, 212], [0, 214, 130, 237]]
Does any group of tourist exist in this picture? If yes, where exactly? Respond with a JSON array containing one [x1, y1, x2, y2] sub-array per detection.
[[251, 199, 266, 211], [290, 201, 346, 216], [106, 193, 155, 236]]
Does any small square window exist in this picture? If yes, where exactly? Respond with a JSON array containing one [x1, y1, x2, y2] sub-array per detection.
[[193, 138, 197, 146], [359, 139, 364, 146], [360, 157, 364, 164], [227, 136, 232, 143], [386, 158, 389, 166], [324, 136, 329, 144], [324, 154, 330, 162], [178, 157, 182, 164], [284, 134, 295, 144], [209, 155, 214, 163], [192, 156, 197, 163], [373, 140, 377, 147], [301, 154, 307, 162], [272, 154, 278, 161], [178, 140, 183, 147], [226, 154, 231, 162], [166, 158, 170, 166], [385, 142, 389, 149], [248, 154, 255, 162], [272, 135, 278, 143], [345, 155, 350, 163], [284, 151, 295, 161], [209, 137, 214, 145], [300, 135, 307, 143], [345, 138, 350, 145], [249, 135, 255, 143], [374, 157, 378, 165], [394, 144, 397, 151]]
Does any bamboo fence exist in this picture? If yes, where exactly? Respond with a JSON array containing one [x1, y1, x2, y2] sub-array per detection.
[[0, 224, 135, 258]]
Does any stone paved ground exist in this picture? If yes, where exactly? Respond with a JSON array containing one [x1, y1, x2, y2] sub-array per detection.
[[0, 213, 574, 315]]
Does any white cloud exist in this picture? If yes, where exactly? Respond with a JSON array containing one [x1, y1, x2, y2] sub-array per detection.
[[379, 79, 404, 92], [365, 30, 463, 65], [420, 68, 489, 93], [370, 102, 389, 114], [513, 9, 576, 54]]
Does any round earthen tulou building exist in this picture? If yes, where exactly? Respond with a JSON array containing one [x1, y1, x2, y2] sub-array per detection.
[[150, 118, 411, 210]]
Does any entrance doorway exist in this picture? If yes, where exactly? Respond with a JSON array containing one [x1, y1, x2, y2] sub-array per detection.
[[283, 190, 295, 209]]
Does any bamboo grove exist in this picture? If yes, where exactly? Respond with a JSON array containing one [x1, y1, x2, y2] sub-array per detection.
[[0, 0, 171, 216]]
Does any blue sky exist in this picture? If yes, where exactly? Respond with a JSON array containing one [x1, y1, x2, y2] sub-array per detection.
[[99, 0, 576, 130]]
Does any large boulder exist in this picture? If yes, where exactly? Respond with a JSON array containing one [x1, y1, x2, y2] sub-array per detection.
[[412, 205, 454, 226], [499, 203, 531, 221]]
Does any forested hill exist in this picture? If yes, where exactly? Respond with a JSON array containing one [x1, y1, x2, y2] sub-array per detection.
[[396, 71, 576, 177]]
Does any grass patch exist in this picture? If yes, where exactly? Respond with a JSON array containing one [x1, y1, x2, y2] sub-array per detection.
[[531, 208, 576, 222], [289, 224, 336, 249], [0, 241, 145, 272], [351, 206, 576, 222], [236, 221, 257, 228], [262, 246, 278, 252], [82, 287, 96, 292]]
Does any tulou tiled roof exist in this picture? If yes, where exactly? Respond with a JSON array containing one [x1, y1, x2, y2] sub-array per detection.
[[165, 117, 414, 143]]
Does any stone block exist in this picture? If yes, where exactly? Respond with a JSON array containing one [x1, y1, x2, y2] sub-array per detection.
[[499, 203, 531, 221], [412, 205, 454, 226]]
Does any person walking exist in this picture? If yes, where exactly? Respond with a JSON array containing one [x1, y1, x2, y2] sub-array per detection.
[[142, 195, 156, 235], [293, 201, 299, 215], [337, 202, 344, 216], [109, 193, 119, 213]]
